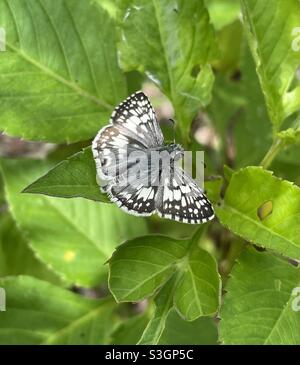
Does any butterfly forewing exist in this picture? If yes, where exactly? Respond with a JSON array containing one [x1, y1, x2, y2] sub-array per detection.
[[111, 91, 164, 148], [92, 91, 163, 182], [156, 166, 214, 224]]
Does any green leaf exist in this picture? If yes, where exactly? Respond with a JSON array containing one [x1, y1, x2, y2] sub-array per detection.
[[274, 120, 300, 169], [0, 276, 117, 344], [118, 0, 217, 139], [110, 313, 150, 345], [23, 147, 108, 202], [138, 276, 177, 345], [158, 309, 218, 345], [283, 86, 300, 120], [95, 0, 117, 19], [109, 229, 221, 320], [0, 0, 126, 143], [205, 176, 223, 203], [174, 242, 221, 320], [111, 305, 219, 345], [233, 45, 271, 167], [277, 127, 300, 146], [216, 167, 300, 260], [0, 174, 5, 207], [220, 247, 300, 344], [1, 159, 148, 286], [241, 0, 300, 129], [223, 165, 234, 183], [0, 211, 61, 284], [109, 236, 187, 301], [275, 144, 300, 182], [207, 72, 244, 147], [207, 42, 272, 168], [204, 0, 240, 31], [138, 272, 219, 345], [271, 158, 300, 187], [207, 48, 270, 167], [213, 20, 243, 73]]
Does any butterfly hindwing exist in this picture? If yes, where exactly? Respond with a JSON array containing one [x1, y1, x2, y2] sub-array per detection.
[[156, 166, 214, 224], [106, 167, 159, 216]]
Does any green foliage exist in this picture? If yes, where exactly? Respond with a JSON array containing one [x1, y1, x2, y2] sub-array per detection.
[[23, 147, 108, 202], [0, 0, 126, 143], [117, 0, 218, 140], [220, 248, 300, 344], [1, 159, 147, 286], [109, 229, 220, 314], [216, 167, 300, 260], [277, 127, 300, 146], [110, 313, 151, 345], [158, 309, 218, 345], [110, 308, 218, 345], [0, 211, 61, 285], [0, 0, 300, 345], [241, 0, 300, 130], [108, 228, 220, 343], [205, 0, 240, 31], [0, 276, 117, 344], [204, 176, 223, 204]]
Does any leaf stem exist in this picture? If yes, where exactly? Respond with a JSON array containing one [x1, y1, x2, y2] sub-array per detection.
[[260, 138, 283, 169]]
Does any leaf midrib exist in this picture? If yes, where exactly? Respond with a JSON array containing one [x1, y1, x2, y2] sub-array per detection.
[[219, 205, 300, 254], [151, 0, 173, 99], [113, 265, 174, 301], [138, 297, 172, 345], [5, 41, 113, 110], [41, 300, 112, 344], [25, 184, 99, 191], [138, 275, 180, 345], [242, 0, 277, 125], [187, 266, 204, 316], [39, 197, 108, 258], [263, 281, 300, 344]]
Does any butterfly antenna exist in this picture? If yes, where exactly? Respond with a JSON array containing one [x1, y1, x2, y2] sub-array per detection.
[[169, 119, 175, 143]]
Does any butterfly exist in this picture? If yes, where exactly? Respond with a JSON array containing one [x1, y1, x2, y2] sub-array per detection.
[[92, 91, 214, 224]]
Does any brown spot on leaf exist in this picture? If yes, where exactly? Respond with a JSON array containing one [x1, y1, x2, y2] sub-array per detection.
[[257, 200, 273, 221]]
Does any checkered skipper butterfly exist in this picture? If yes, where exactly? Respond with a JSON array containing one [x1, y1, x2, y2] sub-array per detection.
[[92, 91, 214, 224]]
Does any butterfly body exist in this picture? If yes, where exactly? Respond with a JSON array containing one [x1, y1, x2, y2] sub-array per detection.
[[92, 91, 214, 224], [153, 142, 184, 158]]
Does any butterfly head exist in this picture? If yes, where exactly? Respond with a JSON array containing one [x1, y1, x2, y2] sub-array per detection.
[[167, 143, 184, 161]]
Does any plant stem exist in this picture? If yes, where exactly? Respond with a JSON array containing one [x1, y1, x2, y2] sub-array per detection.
[[260, 138, 283, 169]]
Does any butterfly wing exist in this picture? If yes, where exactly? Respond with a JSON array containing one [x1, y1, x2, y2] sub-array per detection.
[[92, 91, 164, 181], [93, 91, 213, 224], [111, 91, 164, 147], [156, 166, 214, 224], [106, 166, 160, 216]]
